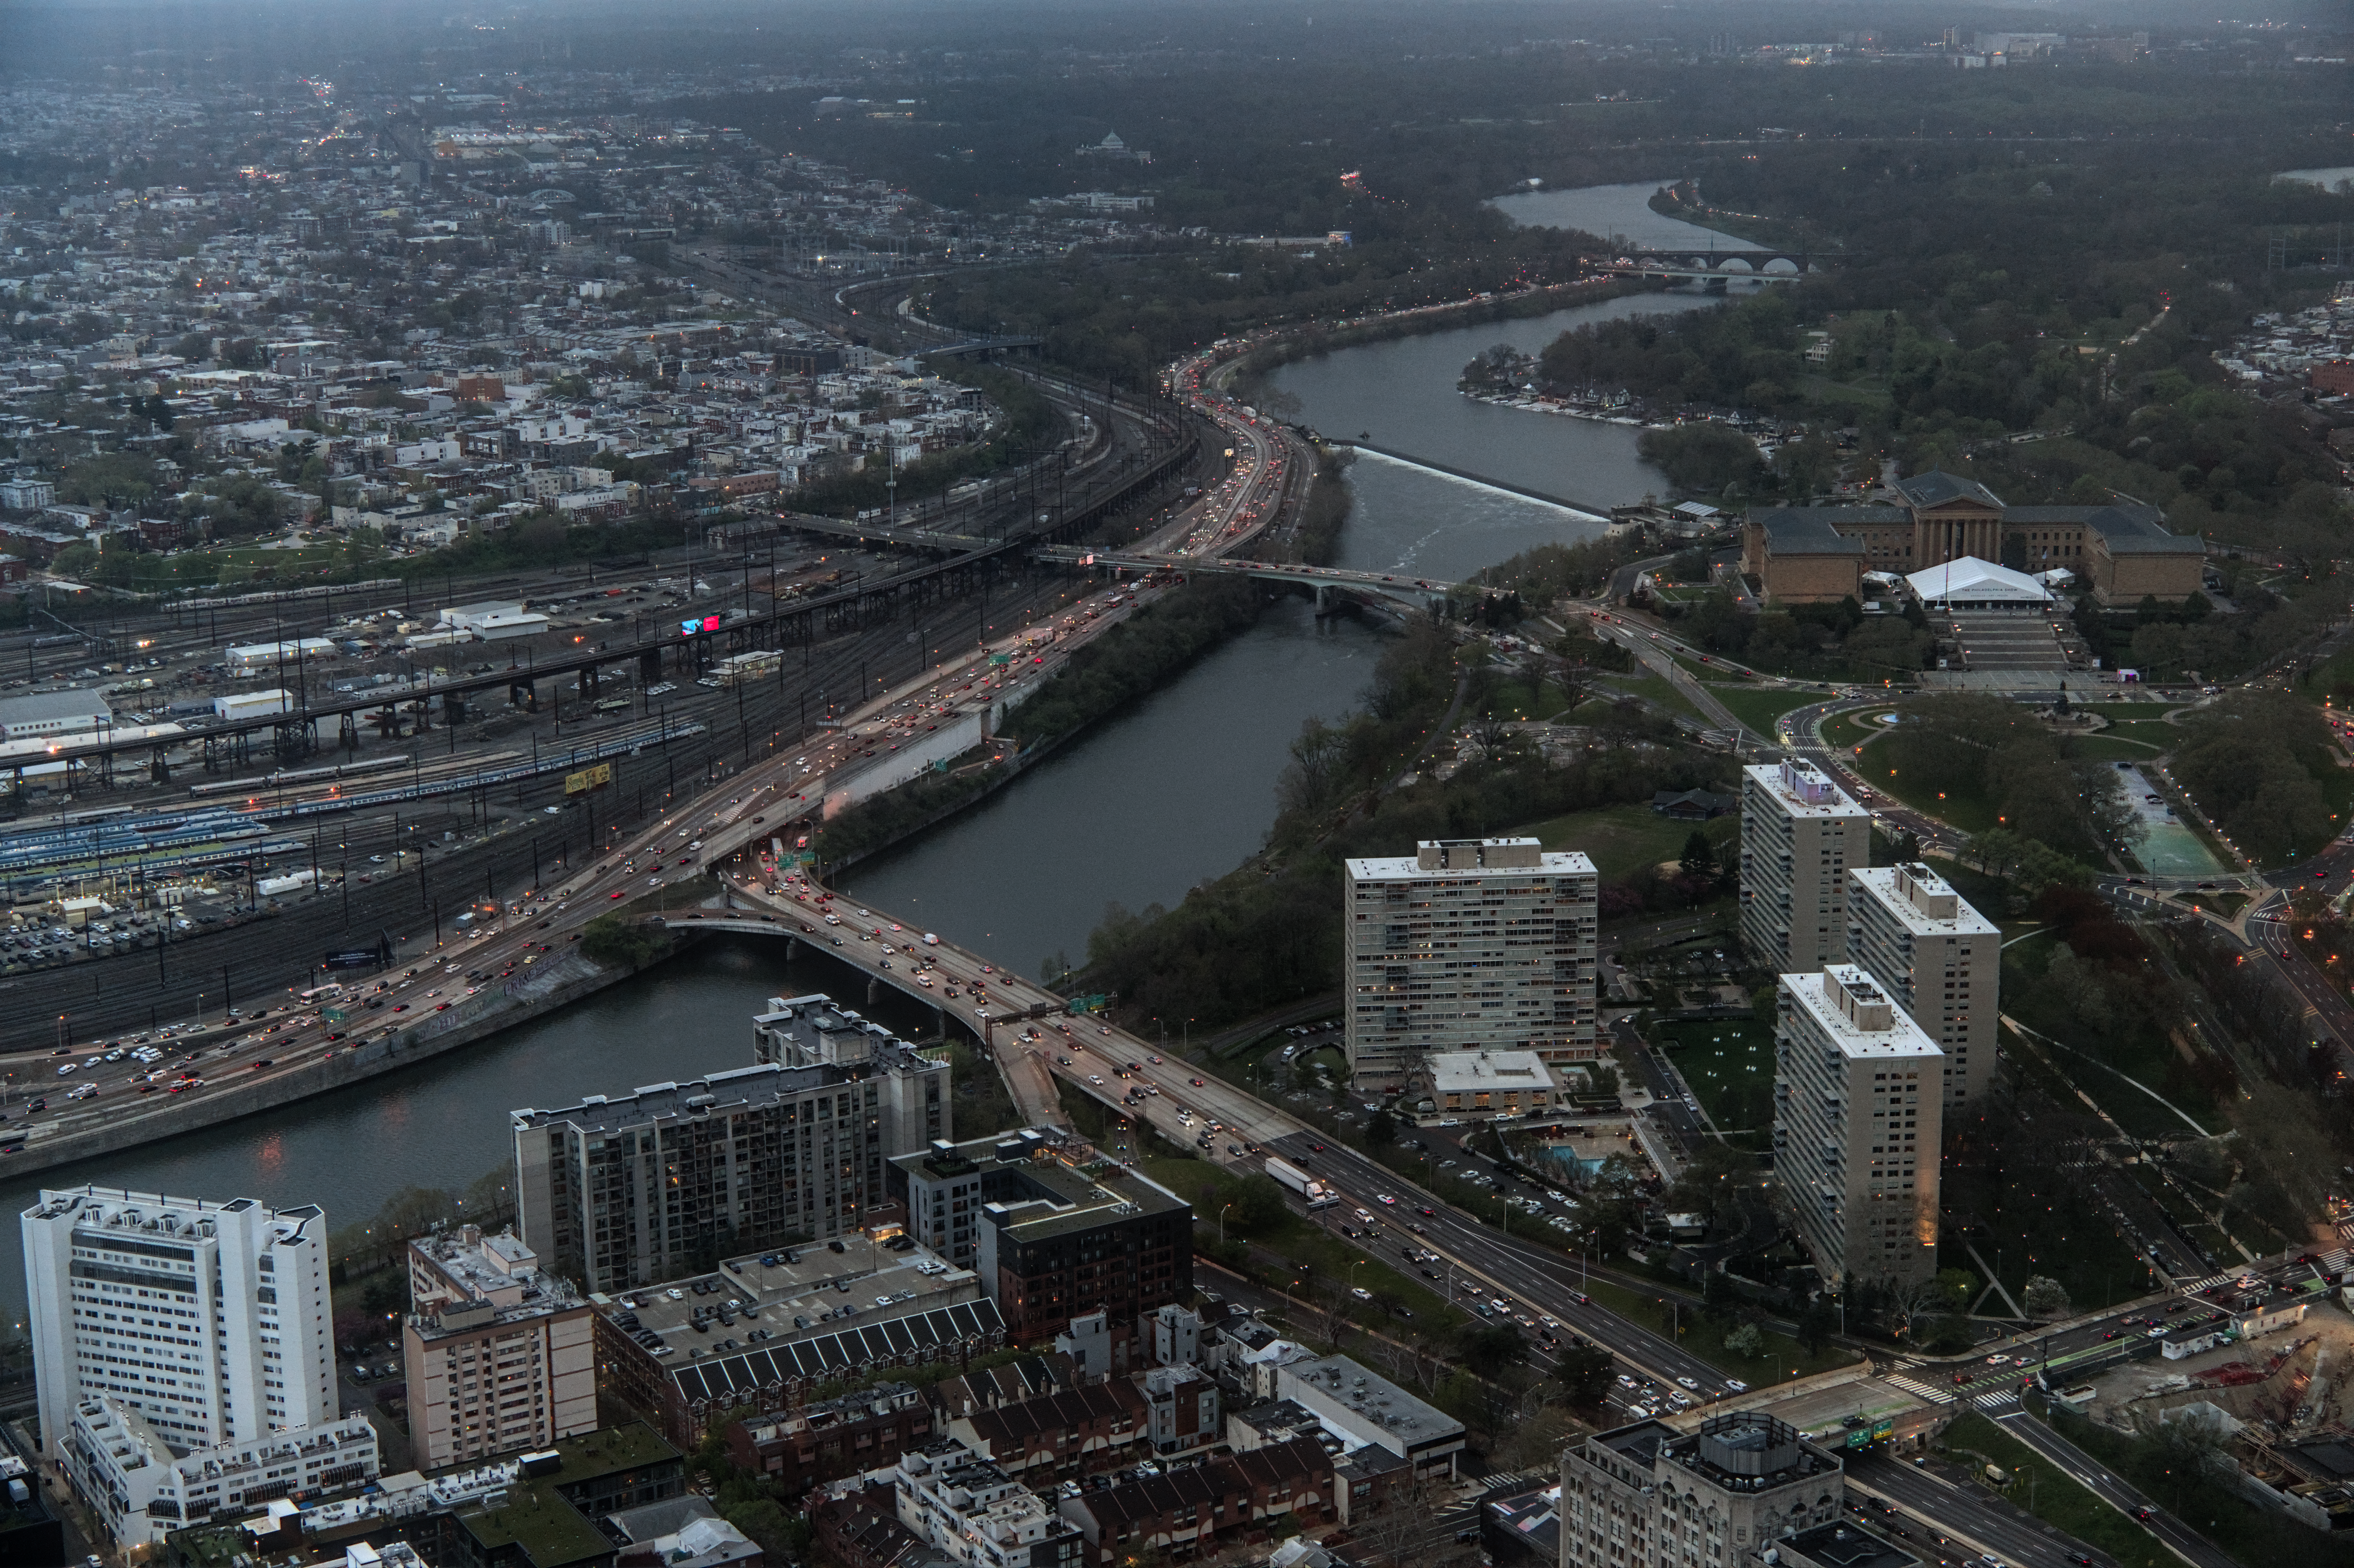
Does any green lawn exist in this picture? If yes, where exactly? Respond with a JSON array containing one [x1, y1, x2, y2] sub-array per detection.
[[1935, 1413, 2173, 1568], [1520, 802, 1714, 882], [1819, 708, 1890, 756], [2067, 734, 2166, 760], [1705, 685, 1819, 739], [1858, 735, 2002, 834], [1574, 1270, 1860, 1386], [1598, 673, 1705, 724], [1656, 1017, 1776, 1145]]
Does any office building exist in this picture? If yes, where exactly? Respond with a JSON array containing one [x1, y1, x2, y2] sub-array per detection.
[[1557, 1413, 1846, 1568], [890, 1128, 1193, 1361], [23, 1187, 337, 1458], [1847, 864, 1999, 1108], [401, 1226, 599, 1468], [1343, 838, 1599, 1089], [513, 1017, 949, 1294], [1772, 967, 1945, 1290], [1740, 762, 1869, 974], [62, 1398, 378, 1549]]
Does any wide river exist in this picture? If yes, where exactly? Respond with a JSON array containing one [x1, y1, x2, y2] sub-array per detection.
[[0, 188, 1735, 1320]]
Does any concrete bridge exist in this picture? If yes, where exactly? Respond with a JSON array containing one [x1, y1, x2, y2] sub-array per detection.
[[1602, 246, 1834, 284], [1029, 546, 1466, 615]]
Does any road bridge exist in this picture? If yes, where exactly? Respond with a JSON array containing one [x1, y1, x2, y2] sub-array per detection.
[[1030, 546, 1464, 615]]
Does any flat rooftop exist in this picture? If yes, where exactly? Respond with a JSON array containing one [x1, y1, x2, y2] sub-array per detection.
[[1744, 761, 1869, 819], [510, 1061, 848, 1135], [600, 1238, 977, 1357], [1777, 1519, 1920, 1568], [1783, 968, 1945, 1060], [1851, 865, 1997, 936]]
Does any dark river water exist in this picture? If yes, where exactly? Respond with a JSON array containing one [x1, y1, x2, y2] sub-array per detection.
[[0, 190, 1737, 1319]]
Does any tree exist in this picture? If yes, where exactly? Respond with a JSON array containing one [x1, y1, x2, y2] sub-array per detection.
[[1797, 1296, 1834, 1356], [1680, 830, 1715, 880], [1458, 1323, 1527, 1379], [1367, 1106, 1398, 1148], [1223, 1174, 1292, 1237], [1724, 1323, 1767, 1359], [1552, 1341, 1617, 1406], [2021, 1274, 2072, 1320]]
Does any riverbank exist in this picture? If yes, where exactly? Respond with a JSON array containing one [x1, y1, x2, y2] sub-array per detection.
[[0, 938, 673, 1177], [818, 577, 1272, 875], [1229, 275, 1657, 404]]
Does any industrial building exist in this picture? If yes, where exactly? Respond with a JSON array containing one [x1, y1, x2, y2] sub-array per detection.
[[1771, 967, 1945, 1290], [0, 689, 113, 741], [1342, 837, 1599, 1089], [1739, 761, 1870, 975]]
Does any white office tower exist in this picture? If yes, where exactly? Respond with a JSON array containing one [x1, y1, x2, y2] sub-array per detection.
[[1741, 760, 1870, 972], [1848, 863, 1999, 1108], [1771, 967, 1944, 1290], [1344, 838, 1598, 1090], [23, 1188, 337, 1457]]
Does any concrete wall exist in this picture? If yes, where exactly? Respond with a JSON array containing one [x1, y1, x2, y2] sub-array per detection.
[[821, 712, 989, 818], [3, 945, 671, 1177]]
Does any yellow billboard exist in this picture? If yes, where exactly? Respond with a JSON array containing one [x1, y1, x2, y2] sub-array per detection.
[[564, 762, 613, 795]]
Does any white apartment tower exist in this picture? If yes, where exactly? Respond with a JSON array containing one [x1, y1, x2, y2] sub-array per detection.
[[1344, 838, 1598, 1089], [1771, 967, 1944, 1290], [1741, 761, 1870, 973], [1848, 863, 1999, 1108], [23, 1188, 337, 1457]]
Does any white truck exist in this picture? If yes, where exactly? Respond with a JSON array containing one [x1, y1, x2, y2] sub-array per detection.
[[1265, 1156, 1339, 1209]]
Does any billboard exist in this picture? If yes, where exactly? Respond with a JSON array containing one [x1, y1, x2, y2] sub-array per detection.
[[565, 762, 614, 795]]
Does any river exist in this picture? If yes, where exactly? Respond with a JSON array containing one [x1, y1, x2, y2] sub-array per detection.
[[0, 192, 1731, 1318]]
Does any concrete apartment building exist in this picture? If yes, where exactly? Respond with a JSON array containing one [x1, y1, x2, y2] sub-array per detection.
[[401, 1225, 598, 1468], [1558, 1413, 1846, 1568], [63, 1399, 378, 1549], [1772, 967, 1945, 1290], [1343, 837, 1599, 1089], [513, 1032, 949, 1294], [22, 1187, 338, 1458], [753, 992, 953, 1154], [1740, 761, 1870, 974], [890, 1128, 1193, 1362], [1847, 863, 1999, 1108], [890, 1437, 1089, 1568]]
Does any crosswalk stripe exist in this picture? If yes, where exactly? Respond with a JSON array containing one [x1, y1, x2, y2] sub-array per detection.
[[1883, 1374, 1957, 1405]]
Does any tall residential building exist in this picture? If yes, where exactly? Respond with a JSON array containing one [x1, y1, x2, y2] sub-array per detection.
[[1343, 837, 1598, 1089], [1740, 761, 1870, 973], [1848, 863, 1999, 1108], [1558, 1413, 1846, 1568], [23, 1188, 337, 1458], [890, 1128, 1193, 1364], [513, 1021, 949, 1295], [401, 1225, 599, 1468], [754, 992, 952, 1152], [1772, 966, 1945, 1290]]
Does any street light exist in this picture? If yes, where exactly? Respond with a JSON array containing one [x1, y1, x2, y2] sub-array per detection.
[[1219, 1202, 1234, 1245]]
